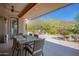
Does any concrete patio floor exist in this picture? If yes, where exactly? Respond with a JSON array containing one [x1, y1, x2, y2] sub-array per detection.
[[44, 41, 79, 56], [39, 34, 79, 56]]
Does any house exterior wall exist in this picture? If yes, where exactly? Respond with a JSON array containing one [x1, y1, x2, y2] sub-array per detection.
[[0, 16, 20, 41], [0, 17, 5, 36], [0, 16, 25, 40]]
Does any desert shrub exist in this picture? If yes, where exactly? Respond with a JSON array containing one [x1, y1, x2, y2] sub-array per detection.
[[73, 29, 79, 34], [46, 29, 59, 34], [62, 30, 74, 35]]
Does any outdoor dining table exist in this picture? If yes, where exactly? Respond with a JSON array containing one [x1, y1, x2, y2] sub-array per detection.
[[14, 35, 39, 55], [16, 36, 38, 44]]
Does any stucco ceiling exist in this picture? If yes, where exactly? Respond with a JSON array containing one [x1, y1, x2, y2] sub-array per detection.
[[0, 3, 71, 20], [0, 3, 29, 17], [20, 3, 70, 20]]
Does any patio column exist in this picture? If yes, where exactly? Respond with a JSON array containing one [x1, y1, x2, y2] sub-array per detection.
[[23, 19, 27, 35], [18, 18, 24, 33], [5, 18, 8, 43]]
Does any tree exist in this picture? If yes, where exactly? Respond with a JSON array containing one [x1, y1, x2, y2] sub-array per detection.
[[75, 14, 79, 22]]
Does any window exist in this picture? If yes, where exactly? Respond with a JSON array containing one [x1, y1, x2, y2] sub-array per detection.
[[10, 17, 18, 37]]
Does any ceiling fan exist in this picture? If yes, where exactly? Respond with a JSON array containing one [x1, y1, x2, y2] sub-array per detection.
[[10, 5, 19, 13], [3, 4, 20, 13]]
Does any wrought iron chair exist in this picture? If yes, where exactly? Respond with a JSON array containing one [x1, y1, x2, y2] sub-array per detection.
[[12, 38, 21, 56], [34, 34, 38, 38], [24, 39, 45, 56]]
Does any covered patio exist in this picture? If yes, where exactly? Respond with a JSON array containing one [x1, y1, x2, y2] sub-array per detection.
[[0, 3, 79, 56]]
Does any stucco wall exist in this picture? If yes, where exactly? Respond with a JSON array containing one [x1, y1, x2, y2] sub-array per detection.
[[0, 17, 5, 36]]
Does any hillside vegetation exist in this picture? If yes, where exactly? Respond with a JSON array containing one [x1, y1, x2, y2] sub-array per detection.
[[26, 19, 79, 35]]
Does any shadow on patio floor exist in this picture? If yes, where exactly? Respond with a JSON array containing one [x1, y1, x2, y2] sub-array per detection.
[[44, 40, 79, 56]]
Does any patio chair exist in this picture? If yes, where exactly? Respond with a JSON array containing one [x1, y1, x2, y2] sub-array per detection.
[[12, 38, 21, 56], [34, 34, 38, 38], [17, 33, 23, 35], [29, 33, 33, 36], [24, 39, 45, 56]]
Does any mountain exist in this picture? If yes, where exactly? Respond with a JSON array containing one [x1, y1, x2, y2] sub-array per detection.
[[27, 19, 77, 26]]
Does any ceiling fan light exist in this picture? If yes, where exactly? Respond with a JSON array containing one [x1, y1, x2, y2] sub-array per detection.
[[11, 9, 14, 12]]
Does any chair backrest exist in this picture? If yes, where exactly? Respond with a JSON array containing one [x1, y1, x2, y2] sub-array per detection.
[[12, 38, 19, 48], [33, 38, 45, 52], [23, 34, 27, 38], [17, 33, 23, 35], [34, 34, 38, 38], [29, 33, 32, 36], [12, 38, 17, 48]]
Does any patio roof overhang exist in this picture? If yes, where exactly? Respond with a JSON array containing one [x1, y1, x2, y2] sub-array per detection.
[[19, 3, 71, 20]]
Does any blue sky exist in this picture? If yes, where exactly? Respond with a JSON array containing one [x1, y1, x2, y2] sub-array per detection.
[[36, 3, 79, 22]]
